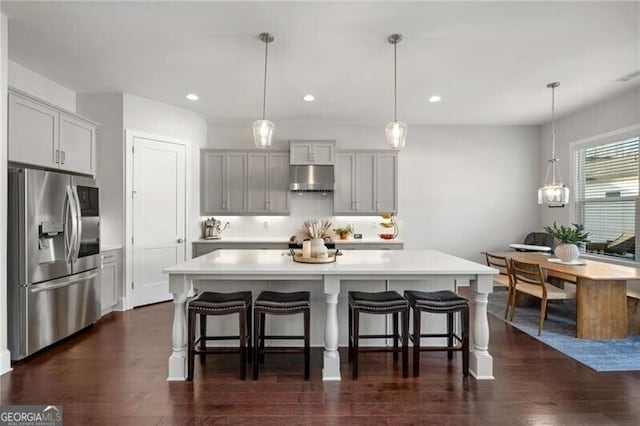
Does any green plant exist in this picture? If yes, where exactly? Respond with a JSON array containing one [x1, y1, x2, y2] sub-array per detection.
[[543, 222, 590, 247], [334, 225, 354, 238]]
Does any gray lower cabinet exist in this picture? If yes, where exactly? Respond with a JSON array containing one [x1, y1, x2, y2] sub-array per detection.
[[193, 240, 403, 258], [100, 249, 122, 315], [194, 242, 289, 257], [334, 151, 398, 215], [201, 150, 289, 215]]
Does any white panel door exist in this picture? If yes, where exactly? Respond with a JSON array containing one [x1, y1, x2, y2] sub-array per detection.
[[269, 152, 290, 213], [132, 136, 186, 307], [355, 153, 376, 212], [247, 153, 269, 213], [376, 153, 398, 213], [334, 153, 356, 214]]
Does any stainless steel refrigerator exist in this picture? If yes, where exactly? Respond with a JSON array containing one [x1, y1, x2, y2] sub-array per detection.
[[8, 167, 101, 360]]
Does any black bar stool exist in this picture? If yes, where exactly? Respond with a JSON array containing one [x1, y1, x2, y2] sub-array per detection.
[[404, 290, 469, 378], [348, 290, 409, 379], [253, 291, 311, 380], [187, 291, 252, 381]]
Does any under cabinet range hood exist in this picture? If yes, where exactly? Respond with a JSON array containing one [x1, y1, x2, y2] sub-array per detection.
[[289, 165, 335, 192]]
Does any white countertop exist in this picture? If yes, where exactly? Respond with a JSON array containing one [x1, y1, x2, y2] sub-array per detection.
[[164, 249, 496, 276], [193, 238, 403, 244], [101, 245, 123, 252]]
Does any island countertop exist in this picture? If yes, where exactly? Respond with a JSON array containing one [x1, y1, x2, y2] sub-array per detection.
[[164, 249, 496, 276]]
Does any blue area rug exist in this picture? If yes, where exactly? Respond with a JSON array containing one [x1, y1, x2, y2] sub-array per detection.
[[488, 290, 640, 372]]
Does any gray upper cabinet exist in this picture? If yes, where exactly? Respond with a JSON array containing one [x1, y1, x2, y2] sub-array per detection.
[[8, 89, 97, 176], [59, 113, 96, 176], [334, 151, 398, 215], [289, 140, 335, 165], [201, 151, 247, 214], [202, 150, 289, 215]]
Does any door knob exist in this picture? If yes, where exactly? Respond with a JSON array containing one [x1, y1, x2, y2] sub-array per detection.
[[177, 238, 184, 243]]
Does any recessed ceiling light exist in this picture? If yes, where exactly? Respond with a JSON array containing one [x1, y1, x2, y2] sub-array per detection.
[[186, 93, 199, 101], [302, 94, 315, 102], [428, 95, 441, 103]]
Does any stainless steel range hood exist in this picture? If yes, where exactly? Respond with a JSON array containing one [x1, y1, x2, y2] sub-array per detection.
[[289, 165, 335, 192]]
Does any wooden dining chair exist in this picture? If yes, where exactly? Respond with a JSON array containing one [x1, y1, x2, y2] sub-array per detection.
[[507, 259, 576, 335], [485, 252, 513, 319]]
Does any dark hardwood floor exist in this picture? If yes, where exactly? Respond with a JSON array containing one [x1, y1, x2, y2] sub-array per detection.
[[2, 297, 640, 425]]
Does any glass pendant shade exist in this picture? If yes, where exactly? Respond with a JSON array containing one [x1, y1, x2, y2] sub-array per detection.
[[537, 158, 570, 204], [253, 119, 275, 148], [385, 120, 407, 149]]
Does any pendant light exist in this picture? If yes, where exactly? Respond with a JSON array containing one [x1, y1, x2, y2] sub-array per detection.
[[253, 33, 275, 148], [538, 82, 569, 205], [385, 33, 407, 150]]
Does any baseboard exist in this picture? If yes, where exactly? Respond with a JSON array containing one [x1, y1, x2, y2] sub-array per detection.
[[0, 348, 12, 376]]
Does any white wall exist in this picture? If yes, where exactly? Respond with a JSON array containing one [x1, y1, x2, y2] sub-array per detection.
[[1, 14, 12, 376], [207, 122, 541, 262], [8, 60, 76, 112], [123, 93, 208, 241], [539, 86, 640, 228], [77, 94, 124, 248]]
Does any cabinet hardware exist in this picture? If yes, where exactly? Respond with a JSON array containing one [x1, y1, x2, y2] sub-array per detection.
[[177, 238, 184, 243], [55, 150, 60, 163], [60, 150, 66, 164]]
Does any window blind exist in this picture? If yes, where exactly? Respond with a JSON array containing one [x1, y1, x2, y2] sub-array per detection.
[[574, 137, 639, 260]]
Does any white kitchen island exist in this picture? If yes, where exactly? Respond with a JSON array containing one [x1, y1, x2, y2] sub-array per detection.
[[164, 249, 498, 381]]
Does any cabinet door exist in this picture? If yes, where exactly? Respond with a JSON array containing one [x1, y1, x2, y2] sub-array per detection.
[[59, 113, 96, 176], [247, 153, 269, 213], [290, 143, 312, 164], [334, 153, 356, 214], [268, 153, 290, 213], [355, 153, 376, 212], [100, 261, 117, 314], [225, 153, 247, 212], [201, 152, 225, 213], [376, 153, 398, 213], [312, 143, 335, 164], [8, 92, 59, 168]]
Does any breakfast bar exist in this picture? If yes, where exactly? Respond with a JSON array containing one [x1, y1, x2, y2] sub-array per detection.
[[164, 249, 498, 381]]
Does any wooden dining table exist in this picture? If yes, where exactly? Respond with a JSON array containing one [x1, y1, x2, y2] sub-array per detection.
[[492, 251, 640, 339]]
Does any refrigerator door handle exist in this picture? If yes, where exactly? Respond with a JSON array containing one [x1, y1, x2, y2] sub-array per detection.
[[72, 186, 83, 262], [29, 269, 100, 293], [64, 185, 78, 262]]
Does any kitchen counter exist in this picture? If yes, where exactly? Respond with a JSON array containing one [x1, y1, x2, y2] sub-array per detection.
[[164, 249, 496, 382], [101, 245, 123, 252], [194, 237, 404, 244]]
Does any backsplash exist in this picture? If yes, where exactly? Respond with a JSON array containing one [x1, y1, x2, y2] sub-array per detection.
[[199, 193, 398, 240]]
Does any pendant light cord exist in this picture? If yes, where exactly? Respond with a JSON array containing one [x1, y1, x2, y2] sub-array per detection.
[[262, 39, 269, 120], [551, 84, 556, 160], [393, 41, 397, 122]]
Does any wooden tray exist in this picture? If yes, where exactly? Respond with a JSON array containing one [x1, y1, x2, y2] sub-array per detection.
[[290, 249, 340, 264]]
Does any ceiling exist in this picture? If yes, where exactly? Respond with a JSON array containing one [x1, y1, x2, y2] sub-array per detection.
[[2, 1, 639, 126]]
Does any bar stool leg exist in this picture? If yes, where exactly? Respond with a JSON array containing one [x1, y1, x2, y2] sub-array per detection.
[[412, 306, 421, 378], [253, 310, 260, 380], [304, 308, 310, 380], [392, 312, 399, 362], [199, 313, 207, 365], [353, 309, 360, 380], [402, 308, 409, 378], [348, 304, 353, 363], [259, 312, 266, 364], [246, 303, 253, 363], [239, 308, 247, 380], [462, 308, 470, 377], [447, 312, 454, 361], [187, 309, 196, 381]]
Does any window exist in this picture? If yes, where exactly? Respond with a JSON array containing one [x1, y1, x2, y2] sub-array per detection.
[[574, 136, 639, 261]]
